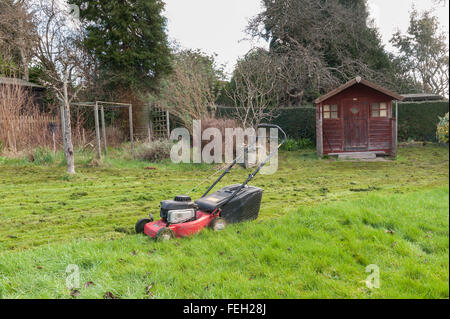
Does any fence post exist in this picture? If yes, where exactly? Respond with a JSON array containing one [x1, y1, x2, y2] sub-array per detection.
[[129, 105, 134, 152], [52, 131, 56, 154], [7, 130, 12, 152], [94, 102, 102, 159], [100, 105, 107, 154], [166, 110, 170, 138], [9, 122, 17, 152], [149, 103, 154, 142]]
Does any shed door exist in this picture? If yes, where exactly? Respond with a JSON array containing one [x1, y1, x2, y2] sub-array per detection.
[[344, 100, 368, 151]]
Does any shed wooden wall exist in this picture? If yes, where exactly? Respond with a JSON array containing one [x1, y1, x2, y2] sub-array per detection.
[[317, 83, 395, 155]]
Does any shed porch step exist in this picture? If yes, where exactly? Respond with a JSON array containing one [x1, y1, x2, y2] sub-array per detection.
[[337, 152, 377, 160]]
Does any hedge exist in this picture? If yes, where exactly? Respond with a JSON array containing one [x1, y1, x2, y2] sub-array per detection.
[[396, 101, 449, 142], [271, 107, 316, 142], [216, 106, 316, 142], [216, 101, 449, 142]]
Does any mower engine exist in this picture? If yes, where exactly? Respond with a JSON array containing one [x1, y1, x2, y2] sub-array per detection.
[[160, 195, 196, 224]]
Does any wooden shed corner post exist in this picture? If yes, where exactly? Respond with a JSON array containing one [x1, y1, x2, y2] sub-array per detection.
[[391, 100, 398, 158], [316, 104, 324, 157]]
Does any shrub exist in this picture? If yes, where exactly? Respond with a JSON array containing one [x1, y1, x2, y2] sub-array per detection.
[[201, 116, 238, 154], [280, 138, 299, 151], [135, 140, 173, 162], [436, 113, 449, 144], [397, 101, 449, 141], [149, 50, 222, 132], [28, 147, 56, 165], [280, 138, 314, 151], [298, 138, 314, 149], [105, 126, 127, 148]]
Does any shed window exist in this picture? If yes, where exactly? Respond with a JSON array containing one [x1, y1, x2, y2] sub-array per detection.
[[323, 105, 338, 119], [371, 103, 387, 117]]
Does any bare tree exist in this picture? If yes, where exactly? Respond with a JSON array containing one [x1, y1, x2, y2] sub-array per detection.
[[432, 0, 447, 6], [31, 0, 88, 174], [149, 49, 222, 132], [0, 0, 37, 80], [269, 40, 338, 106], [246, 0, 396, 101], [226, 49, 279, 128]]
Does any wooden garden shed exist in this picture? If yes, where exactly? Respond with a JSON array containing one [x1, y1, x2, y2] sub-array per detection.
[[314, 77, 404, 158]]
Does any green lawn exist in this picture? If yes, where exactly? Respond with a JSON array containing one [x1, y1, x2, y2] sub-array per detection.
[[0, 145, 448, 298]]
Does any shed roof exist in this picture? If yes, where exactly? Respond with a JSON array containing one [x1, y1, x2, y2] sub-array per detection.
[[314, 76, 404, 104], [401, 93, 444, 102], [0, 76, 44, 89]]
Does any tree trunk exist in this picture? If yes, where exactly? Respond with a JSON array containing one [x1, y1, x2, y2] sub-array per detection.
[[63, 103, 75, 174], [18, 17, 29, 81], [19, 47, 29, 82], [60, 104, 67, 151], [62, 80, 75, 174]]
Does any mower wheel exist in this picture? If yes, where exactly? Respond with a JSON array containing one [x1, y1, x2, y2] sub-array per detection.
[[135, 218, 152, 234], [155, 227, 175, 241], [210, 218, 227, 231]]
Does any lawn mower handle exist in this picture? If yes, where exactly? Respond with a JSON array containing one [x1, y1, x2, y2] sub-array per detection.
[[201, 124, 287, 207], [213, 123, 287, 209]]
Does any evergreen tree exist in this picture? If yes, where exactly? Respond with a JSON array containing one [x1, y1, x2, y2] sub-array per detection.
[[69, 0, 172, 93]]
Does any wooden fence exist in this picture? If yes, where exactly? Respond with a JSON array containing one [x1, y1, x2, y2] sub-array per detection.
[[0, 115, 60, 152]]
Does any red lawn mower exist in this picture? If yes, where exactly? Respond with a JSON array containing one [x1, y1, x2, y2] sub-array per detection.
[[135, 124, 287, 241]]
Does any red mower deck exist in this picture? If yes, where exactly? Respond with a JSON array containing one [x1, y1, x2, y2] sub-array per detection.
[[144, 211, 217, 238]]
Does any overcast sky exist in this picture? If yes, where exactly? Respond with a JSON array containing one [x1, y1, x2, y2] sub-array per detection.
[[163, 0, 449, 77]]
